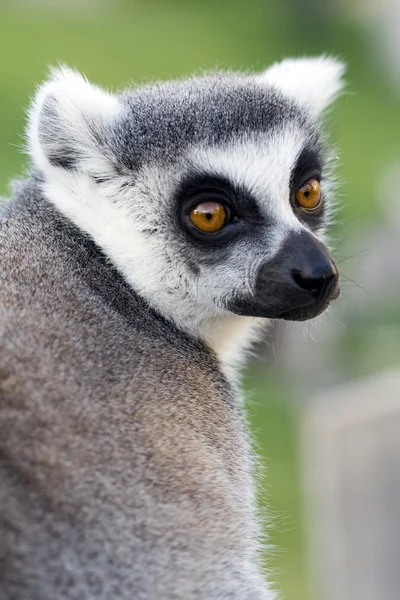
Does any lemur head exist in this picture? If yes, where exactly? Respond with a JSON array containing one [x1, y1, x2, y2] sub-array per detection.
[[28, 58, 344, 356]]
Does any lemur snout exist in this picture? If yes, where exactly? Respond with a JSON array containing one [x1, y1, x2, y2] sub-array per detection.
[[291, 262, 338, 302], [285, 232, 339, 303], [227, 231, 340, 321], [267, 231, 340, 320]]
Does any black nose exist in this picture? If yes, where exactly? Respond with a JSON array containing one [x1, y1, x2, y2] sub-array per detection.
[[226, 231, 340, 320], [292, 264, 337, 301]]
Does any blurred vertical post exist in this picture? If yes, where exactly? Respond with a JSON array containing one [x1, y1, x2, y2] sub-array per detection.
[[302, 369, 400, 600]]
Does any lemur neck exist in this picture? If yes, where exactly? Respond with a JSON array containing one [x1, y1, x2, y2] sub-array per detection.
[[201, 314, 266, 375]]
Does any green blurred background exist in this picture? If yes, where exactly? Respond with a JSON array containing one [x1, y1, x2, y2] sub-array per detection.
[[1, 1, 399, 599]]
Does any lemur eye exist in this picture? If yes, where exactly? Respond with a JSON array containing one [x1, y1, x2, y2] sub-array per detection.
[[189, 201, 229, 233], [295, 179, 321, 210]]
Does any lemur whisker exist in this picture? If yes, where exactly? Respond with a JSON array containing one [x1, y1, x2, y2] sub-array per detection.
[[331, 223, 356, 253], [340, 273, 370, 295], [336, 248, 368, 265]]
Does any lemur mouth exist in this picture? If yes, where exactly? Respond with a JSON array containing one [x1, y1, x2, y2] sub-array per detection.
[[277, 296, 337, 322], [275, 279, 341, 321], [228, 282, 340, 321]]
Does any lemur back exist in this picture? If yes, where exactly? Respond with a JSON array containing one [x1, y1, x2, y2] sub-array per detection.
[[0, 58, 344, 599]]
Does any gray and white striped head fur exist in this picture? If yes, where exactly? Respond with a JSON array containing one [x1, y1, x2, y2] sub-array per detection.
[[28, 57, 345, 363]]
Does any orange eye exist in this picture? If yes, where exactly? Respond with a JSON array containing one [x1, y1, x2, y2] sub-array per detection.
[[295, 179, 322, 210], [189, 201, 228, 233]]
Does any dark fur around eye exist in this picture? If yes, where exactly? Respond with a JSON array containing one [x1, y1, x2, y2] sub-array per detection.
[[175, 173, 264, 246], [289, 145, 326, 228]]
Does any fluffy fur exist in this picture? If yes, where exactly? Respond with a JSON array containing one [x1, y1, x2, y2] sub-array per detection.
[[26, 59, 344, 367], [0, 57, 344, 599]]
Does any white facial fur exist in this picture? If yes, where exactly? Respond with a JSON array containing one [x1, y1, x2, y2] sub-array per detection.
[[27, 58, 345, 370]]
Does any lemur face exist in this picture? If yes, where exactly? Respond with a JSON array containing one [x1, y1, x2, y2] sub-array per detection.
[[28, 58, 344, 337], [170, 135, 339, 323]]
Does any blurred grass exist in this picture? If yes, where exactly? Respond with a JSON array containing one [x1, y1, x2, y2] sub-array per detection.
[[246, 370, 307, 600], [1, 2, 399, 599]]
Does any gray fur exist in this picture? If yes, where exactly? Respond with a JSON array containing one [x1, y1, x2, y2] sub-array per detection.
[[0, 60, 344, 599], [0, 178, 270, 598], [41, 73, 305, 173], [114, 75, 306, 171]]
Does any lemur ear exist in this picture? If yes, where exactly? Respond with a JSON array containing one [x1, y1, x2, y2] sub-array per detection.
[[256, 56, 345, 119], [27, 66, 121, 173]]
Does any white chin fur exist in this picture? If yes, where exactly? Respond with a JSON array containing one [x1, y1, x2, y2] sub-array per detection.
[[203, 315, 267, 379]]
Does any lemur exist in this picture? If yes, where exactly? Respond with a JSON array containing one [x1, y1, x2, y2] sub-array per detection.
[[0, 57, 344, 599]]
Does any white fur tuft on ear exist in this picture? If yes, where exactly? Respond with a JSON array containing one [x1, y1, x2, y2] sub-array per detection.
[[27, 65, 121, 173], [256, 56, 345, 118]]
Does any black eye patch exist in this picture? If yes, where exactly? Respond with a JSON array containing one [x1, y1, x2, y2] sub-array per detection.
[[290, 146, 322, 189], [175, 172, 265, 247], [290, 145, 326, 228]]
